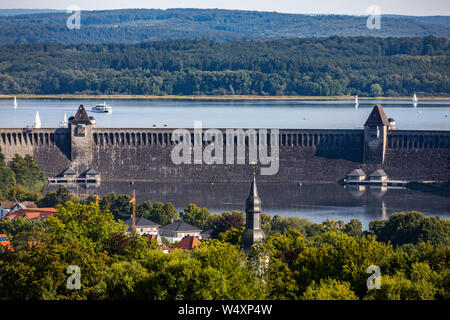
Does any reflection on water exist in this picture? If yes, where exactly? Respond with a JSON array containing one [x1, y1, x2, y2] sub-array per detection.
[[58, 182, 450, 230], [6, 98, 449, 229]]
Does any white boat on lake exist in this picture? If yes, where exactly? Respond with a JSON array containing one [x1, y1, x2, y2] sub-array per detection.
[[92, 102, 112, 113], [33, 111, 41, 128], [13, 96, 17, 108], [412, 93, 418, 103], [60, 112, 68, 127]]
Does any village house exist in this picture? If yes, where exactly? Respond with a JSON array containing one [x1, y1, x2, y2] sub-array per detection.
[[159, 221, 202, 243], [199, 229, 212, 240], [123, 216, 160, 235], [170, 235, 201, 252], [144, 234, 170, 254], [0, 201, 37, 220], [0, 234, 12, 251], [4, 208, 56, 221]]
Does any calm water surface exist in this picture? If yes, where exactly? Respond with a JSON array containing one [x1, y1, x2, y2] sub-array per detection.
[[1, 98, 449, 130], [63, 182, 450, 229], [3, 98, 449, 226]]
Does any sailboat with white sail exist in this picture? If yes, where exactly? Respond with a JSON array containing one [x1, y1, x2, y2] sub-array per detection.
[[33, 112, 41, 128], [13, 96, 17, 108], [412, 93, 418, 107], [60, 112, 68, 127], [355, 95, 359, 107]]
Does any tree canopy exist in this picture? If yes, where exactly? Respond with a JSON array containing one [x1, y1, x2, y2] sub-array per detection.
[[0, 36, 448, 97], [0, 190, 449, 300], [0, 9, 448, 44]]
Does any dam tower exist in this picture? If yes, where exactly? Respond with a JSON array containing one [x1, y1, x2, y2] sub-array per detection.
[[69, 105, 95, 174], [363, 104, 389, 164]]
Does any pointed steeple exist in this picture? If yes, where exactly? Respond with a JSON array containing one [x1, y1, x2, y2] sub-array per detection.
[[363, 104, 389, 164], [246, 173, 262, 214], [71, 105, 92, 125], [242, 174, 265, 253]]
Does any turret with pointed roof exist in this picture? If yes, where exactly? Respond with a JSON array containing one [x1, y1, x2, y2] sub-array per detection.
[[71, 105, 92, 125], [363, 104, 389, 164], [364, 104, 389, 127], [241, 174, 265, 253], [70, 104, 95, 174]]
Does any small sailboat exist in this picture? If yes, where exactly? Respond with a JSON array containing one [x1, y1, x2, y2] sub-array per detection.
[[355, 95, 359, 107], [412, 93, 418, 103], [60, 112, 68, 127], [13, 96, 17, 108], [33, 112, 41, 128]]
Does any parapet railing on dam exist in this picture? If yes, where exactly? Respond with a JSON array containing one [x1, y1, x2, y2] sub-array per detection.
[[0, 128, 69, 147], [386, 130, 450, 149], [90, 129, 450, 150], [90, 128, 364, 148], [1, 128, 449, 150]]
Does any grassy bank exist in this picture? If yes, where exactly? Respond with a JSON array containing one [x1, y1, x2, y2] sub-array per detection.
[[1, 94, 450, 101]]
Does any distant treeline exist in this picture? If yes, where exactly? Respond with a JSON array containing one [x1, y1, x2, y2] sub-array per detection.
[[0, 9, 449, 44], [0, 36, 449, 96]]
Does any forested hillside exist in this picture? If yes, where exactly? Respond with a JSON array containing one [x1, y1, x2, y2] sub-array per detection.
[[0, 9, 449, 44], [0, 36, 448, 96], [0, 9, 60, 16]]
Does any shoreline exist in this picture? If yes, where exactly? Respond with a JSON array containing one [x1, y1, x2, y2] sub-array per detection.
[[1, 94, 450, 101]]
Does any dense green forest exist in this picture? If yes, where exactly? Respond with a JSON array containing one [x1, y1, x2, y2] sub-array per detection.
[[0, 9, 60, 17], [0, 147, 47, 198], [0, 9, 448, 44], [0, 199, 449, 300], [0, 36, 448, 96], [0, 147, 448, 300]]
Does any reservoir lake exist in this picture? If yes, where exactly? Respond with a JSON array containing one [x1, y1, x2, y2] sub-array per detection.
[[2, 98, 449, 228]]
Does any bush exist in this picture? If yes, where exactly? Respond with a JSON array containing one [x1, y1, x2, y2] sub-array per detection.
[[370, 211, 449, 246], [301, 278, 358, 300]]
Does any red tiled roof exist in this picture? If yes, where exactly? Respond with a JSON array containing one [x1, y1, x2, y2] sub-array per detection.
[[143, 234, 170, 251], [171, 236, 201, 252], [5, 208, 56, 220], [17, 201, 37, 208], [0, 234, 13, 251], [0, 201, 18, 209], [0, 201, 37, 210], [0, 234, 9, 244]]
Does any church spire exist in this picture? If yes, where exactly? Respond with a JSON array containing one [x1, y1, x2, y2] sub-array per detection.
[[246, 173, 262, 214], [242, 173, 265, 253]]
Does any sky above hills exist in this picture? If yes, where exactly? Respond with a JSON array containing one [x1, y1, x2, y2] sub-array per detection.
[[0, 0, 449, 16]]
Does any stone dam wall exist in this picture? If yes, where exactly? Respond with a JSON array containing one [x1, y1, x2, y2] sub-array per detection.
[[0, 128, 449, 183]]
